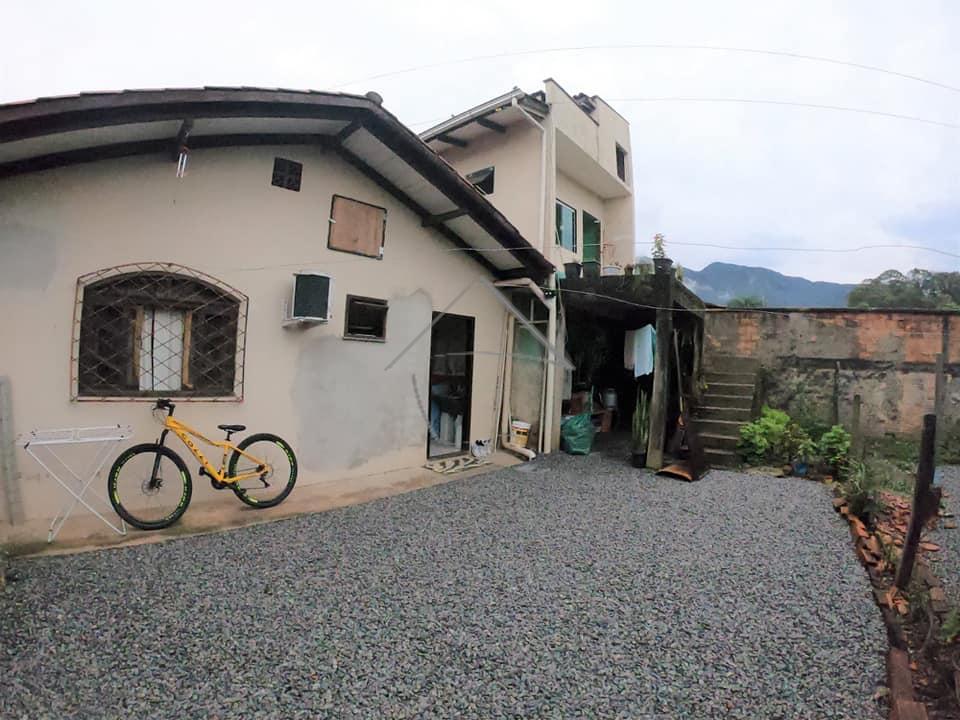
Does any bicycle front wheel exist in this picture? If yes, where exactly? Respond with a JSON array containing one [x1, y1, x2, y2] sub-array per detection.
[[228, 433, 298, 508], [108, 444, 193, 530]]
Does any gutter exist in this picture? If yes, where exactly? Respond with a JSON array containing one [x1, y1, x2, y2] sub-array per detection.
[[420, 88, 526, 142], [514, 98, 558, 454]]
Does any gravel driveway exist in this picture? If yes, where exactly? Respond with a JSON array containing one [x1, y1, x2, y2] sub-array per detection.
[[0, 441, 885, 719], [931, 466, 960, 606]]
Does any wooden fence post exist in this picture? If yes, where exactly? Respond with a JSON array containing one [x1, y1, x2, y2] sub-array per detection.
[[934, 352, 945, 464], [851, 394, 863, 461], [646, 259, 674, 469], [895, 413, 938, 590]]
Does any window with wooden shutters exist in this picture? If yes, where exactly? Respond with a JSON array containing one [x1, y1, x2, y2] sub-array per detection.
[[73, 264, 247, 400], [327, 195, 386, 259]]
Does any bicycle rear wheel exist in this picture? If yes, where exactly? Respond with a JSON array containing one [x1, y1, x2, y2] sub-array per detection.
[[228, 433, 298, 508], [108, 444, 193, 530]]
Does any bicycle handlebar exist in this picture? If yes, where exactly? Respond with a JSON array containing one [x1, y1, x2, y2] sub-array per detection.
[[155, 398, 176, 415]]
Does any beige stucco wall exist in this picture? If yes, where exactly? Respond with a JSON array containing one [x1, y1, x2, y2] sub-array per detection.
[[603, 195, 636, 268], [432, 122, 543, 250], [556, 171, 605, 263], [595, 99, 632, 185], [0, 145, 511, 530], [544, 80, 632, 185], [544, 81, 600, 161]]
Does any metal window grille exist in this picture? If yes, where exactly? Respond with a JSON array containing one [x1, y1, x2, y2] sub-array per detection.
[[71, 263, 248, 401], [271, 157, 302, 192]]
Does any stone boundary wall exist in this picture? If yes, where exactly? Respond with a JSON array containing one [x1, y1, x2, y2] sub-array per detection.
[[704, 309, 959, 437]]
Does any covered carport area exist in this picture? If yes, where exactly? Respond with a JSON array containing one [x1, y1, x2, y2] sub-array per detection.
[[559, 259, 706, 470]]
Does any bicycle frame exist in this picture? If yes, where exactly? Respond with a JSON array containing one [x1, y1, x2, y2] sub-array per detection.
[[159, 416, 268, 485]]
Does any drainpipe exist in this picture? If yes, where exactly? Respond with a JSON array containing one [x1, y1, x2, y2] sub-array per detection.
[[499, 314, 536, 461], [514, 99, 557, 453]]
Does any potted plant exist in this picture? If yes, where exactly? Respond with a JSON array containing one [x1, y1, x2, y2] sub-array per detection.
[[631, 386, 650, 468], [651, 233, 673, 274], [783, 423, 815, 477]]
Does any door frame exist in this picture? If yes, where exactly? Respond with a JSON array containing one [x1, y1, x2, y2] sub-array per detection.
[[427, 311, 475, 459]]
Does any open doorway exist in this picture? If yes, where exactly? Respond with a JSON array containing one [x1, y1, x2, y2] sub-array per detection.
[[428, 312, 474, 458]]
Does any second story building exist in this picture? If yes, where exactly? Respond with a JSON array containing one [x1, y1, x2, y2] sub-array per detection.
[[421, 79, 635, 274]]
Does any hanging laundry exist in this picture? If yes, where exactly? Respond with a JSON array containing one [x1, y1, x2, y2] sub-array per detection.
[[624, 329, 637, 370], [632, 324, 655, 377]]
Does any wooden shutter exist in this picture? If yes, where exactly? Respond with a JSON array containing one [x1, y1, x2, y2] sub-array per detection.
[[327, 195, 386, 259]]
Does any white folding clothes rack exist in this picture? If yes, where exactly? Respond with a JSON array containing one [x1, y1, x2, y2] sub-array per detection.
[[17, 425, 133, 542]]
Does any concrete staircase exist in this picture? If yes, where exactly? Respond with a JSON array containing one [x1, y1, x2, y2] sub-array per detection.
[[693, 356, 760, 467]]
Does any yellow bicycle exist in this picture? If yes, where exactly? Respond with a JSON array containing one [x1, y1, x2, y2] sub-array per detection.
[[108, 399, 298, 530]]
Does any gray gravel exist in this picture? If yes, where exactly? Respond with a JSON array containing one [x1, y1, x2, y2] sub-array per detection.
[[1, 440, 886, 719], [931, 466, 960, 606]]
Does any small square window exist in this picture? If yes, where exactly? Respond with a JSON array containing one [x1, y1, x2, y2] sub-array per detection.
[[344, 295, 387, 341], [466, 166, 494, 195], [615, 145, 628, 183], [272, 157, 302, 192]]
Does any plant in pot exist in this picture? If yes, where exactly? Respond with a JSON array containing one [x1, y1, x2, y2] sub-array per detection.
[[631, 386, 650, 468], [651, 233, 666, 259], [780, 421, 815, 477], [651, 234, 673, 275]]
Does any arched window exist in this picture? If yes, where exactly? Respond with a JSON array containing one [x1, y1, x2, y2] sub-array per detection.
[[72, 263, 247, 400]]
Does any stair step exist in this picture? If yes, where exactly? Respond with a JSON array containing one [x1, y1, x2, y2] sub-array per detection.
[[705, 371, 756, 384], [697, 405, 752, 421], [702, 394, 753, 410], [705, 355, 760, 373], [704, 382, 754, 397], [699, 432, 740, 451], [693, 418, 748, 436], [704, 448, 739, 467]]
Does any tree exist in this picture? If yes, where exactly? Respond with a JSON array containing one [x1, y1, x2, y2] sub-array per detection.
[[728, 295, 766, 308], [848, 269, 960, 309]]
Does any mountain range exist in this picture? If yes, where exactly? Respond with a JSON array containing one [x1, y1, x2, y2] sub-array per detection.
[[682, 262, 856, 307]]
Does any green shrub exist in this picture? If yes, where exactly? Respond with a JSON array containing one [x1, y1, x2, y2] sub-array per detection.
[[819, 425, 852, 467], [941, 419, 960, 465], [738, 406, 811, 465], [940, 608, 960, 644], [781, 422, 815, 463], [842, 459, 880, 518], [739, 422, 771, 465]]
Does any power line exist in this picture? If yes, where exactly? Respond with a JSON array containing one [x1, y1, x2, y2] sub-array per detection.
[[646, 240, 960, 260], [220, 238, 958, 272], [333, 43, 960, 95], [607, 96, 960, 130], [553, 286, 958, 320], [410, 94, 960, 132]]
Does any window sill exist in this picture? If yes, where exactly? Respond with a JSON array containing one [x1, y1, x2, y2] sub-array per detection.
[[74, 394, 243, 402], [342, 335, 386, 343]]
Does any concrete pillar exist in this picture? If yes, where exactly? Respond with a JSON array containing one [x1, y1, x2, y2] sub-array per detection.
[[0, 376, 22, 525]]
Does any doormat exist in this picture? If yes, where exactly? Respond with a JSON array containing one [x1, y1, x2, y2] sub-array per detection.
[[424, 456, 491, 475]]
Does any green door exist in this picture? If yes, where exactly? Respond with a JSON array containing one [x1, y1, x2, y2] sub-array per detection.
[[583, 212, 601, 272]]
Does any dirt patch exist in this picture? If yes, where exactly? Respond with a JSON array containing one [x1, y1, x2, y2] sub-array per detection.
[[834, 489, 960, 719]]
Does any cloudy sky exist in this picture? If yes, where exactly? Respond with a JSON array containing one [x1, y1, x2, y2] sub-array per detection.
[[3, 0, 958, 282]]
